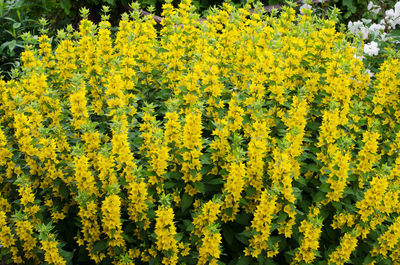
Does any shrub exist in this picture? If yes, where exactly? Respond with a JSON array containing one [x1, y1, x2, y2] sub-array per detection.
[[0, 1, 400, 264], [0, 0, 41, 77], [346, 1, 400, 73]]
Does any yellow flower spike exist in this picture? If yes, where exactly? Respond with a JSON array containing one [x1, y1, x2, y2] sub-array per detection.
[[197, 228, 222, 265], [69, 77, 89, 130], [221, 162, 246, 222], [41, 237, 66, 265], [54, 39, 78, 84], [357, 131, 381, 187], [77, 199, 101, 250], [0, 211, 17, 251], [192, 199, 221, 237], [181, 111, 203, 194], [246, 191, 277, 258], [102, 194, 125, 248], [292, 216, 322, 264], [324, 149, 351, 204], [328, 232, 358, 265], [127, 180, 150, 230], [15, 219, 39, 261], [73, 155, 98, 196], [154, 206, 179, 265], [356, 176, 389, 224]]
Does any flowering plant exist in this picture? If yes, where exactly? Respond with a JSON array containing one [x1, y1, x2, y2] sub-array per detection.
[[0, 1, 400, 265], [347, 1, 400, 72]]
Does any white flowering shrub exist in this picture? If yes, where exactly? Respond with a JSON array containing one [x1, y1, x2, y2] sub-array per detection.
[[346, 1, 400, 72], [299, 0, 400, 74]]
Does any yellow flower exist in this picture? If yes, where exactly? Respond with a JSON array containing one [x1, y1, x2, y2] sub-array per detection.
[[246, 192, 277, 258], [155, 206, 179, 265], [19, 186, 35, 206], [15, 219, 38, 260], [69, 78, 89, 130], [0, 211, 16, 249], [101, 194, 125, 248], [328, 232, 358, 265], [221, 162, 246, 222], [73, 155, 98, 196], [127, 180, 150, 230], [374, 216, 400, 258], [197, 229, 222, 265], [292, 219, 322, 264], [193, 200, 221, 237], [324, 150, 351, 203], [41, 237, 66, 265], [356, 176, 388, 223]]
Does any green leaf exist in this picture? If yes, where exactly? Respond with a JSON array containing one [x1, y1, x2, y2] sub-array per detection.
[[8, 40, 16, 52], [207, 177, 224, 185], [236, 213, 251, 225], [59, 182, 69, 199], [163, 181, 175, 189], [183, 219, 194, 232], [235, 230, 252, 245], [60, 250, 74, 265], [194, 181, 206, 194], [0, 1, 3, 17], [12, 22, 21, 29], [200, 153, 212, 164], [92, 240, 108, 253], [236, 256, 252, 265], [312, 191, 325, 203], [223, 224, 234, 246], [319, 182, 331, 193], [104, 0, 116, 5], [122, 233, 134, 243], [306, 163, 320, 172], [60, 0, 72, 15], [245, 186, 256, 196], [181, 193, 193, 213], [306, 121, 320, 131]]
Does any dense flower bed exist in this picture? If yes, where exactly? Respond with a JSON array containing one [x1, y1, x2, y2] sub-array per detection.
[[0, 1, 400, 264]]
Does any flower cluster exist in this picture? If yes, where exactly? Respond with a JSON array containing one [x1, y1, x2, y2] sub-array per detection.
[[0, 1, 399, 264], [347, 1, 400, 57]]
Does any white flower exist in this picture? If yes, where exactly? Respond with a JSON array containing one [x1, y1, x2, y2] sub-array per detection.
[[354, 54, 364, 61], [385, 8, 400, 29], [386, 9, 396, 23], [367, 1, 374, 10], [369, 23, 386, 39], [368, 1, 381, 14], [365, 69, 374, 78], [348, 21, 363, 33], [360, 26, 370, 39], [300, 4, 312, 14], [364, 41, 380, 56], [395, 2, 400, 15], [348, 21, 370, 39]]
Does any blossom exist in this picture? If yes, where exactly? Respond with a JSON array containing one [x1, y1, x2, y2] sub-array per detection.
[[155, 206, 179, 265], [348, 21, 369, 39], [101, 194, 125, 248], [197, 229, 222, 265], [385, 5, 400, 29], [292, 219, 322, 264], [246, 192, 277, 258], [328, 233, 358, 265], [364, 41, 379, 56], [368, 23, 385, 38], [300, 4, 312, 14], [367, 1, 380, 14], [41, 238, 66, 265]]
